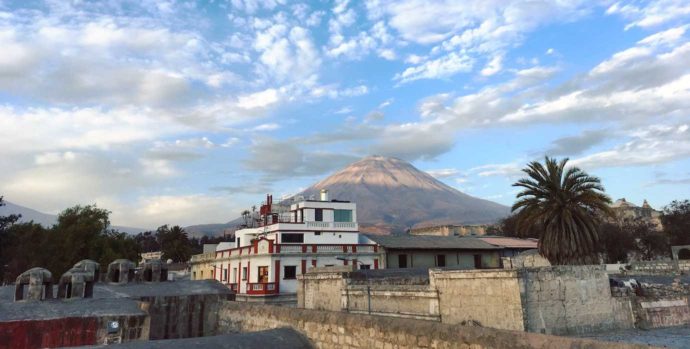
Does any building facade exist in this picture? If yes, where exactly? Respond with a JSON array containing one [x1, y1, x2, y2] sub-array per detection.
[[212, 191, 381, 302], [365, 235, 503, 269]]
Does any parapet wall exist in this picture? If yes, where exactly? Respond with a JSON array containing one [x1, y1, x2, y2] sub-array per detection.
[[518, 266, 632, 335], [217, 301, 650, 349], [431, 269, 524, 330]]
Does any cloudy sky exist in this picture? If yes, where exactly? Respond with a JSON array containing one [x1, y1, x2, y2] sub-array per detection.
[[0, 0, 689, 229]]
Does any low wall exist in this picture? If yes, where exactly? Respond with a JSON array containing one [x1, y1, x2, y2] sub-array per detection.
[[217, 301, 652, 349], [431, 269, 524, 330], [626, 260, 690, 275], [298, 268, 350, 311], [344, 285, 439, 320], [634, 297, 690, 329], [519, 266, 632, 335]]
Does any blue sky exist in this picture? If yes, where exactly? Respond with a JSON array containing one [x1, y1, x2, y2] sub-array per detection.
[[0, 0, 689, 228]]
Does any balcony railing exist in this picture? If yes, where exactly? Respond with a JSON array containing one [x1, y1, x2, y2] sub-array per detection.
[[227, 283, 238, 292], [246, 282, 277, 295], [191, 252, 216, 262], [305, 221, 357, 229]]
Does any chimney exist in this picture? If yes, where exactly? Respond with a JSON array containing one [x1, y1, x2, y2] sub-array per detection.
[[57, 267, 95, 299], [320, 189, 329, 201], [106, 259, 136, 284], [14, 267, 53, 301]]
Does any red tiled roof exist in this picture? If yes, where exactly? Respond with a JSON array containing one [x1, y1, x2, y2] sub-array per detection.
[[479, 237, 538, 249]]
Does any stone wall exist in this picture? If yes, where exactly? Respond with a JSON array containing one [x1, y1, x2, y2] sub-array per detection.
[[633, 297, 690, 329], [217, 301, 651, 349], [140, 294, 228, 339], [431, 269, 525, 331], [297, 267, 351, 311], [344, 285, 439, 321], [518, 266, 631, 335]]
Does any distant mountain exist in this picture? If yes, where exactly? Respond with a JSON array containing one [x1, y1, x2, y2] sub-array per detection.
[[185, 217, 244, 238], [296, 156, 509, 234], [0, 201, 146, 234]]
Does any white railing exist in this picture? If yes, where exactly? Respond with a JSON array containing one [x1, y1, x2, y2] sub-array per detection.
[[280, 245, 302, 253], [306, 221, 331, 228], [316, 245, 342, 253], [334, 222, 356, 228], [357, 245, 375, 253]]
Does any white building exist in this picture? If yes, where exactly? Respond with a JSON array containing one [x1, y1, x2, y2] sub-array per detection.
[[213, 190, 381, 303]]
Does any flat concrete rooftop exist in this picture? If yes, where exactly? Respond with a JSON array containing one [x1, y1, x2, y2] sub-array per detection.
[[0, 297, 145, 322], [59, 328, 313, 349], [0, 279, 232, 304]]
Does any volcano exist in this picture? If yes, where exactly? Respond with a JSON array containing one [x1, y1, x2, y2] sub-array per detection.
[[295, 156, 509, 234]]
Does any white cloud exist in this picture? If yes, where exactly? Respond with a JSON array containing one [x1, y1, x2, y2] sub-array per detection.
[[252, 123, 281, 131], [237, 89, 280, 109], [425, 168, 460, 178], [480, 54, 503, 76], [607, 0, 690, 30], [395, 52, 474, 83]]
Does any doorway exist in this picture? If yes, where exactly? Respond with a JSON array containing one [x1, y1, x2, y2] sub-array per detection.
[[258, 266, 269, 283]]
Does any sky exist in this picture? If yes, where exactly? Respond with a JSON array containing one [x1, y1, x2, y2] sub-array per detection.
[[0, 0, 689, 229]]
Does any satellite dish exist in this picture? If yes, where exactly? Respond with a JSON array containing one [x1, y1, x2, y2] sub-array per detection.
[[166, 259, 173, 264]]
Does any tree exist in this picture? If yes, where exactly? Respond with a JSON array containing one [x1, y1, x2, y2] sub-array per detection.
[[512, 157, 612, 265], [157, 225, 192, 263], [628, 220, 669, 260], [0, 196, 22, 284], [486, 213, 542, 238], [597, 222, 635, 263], [661, 200, 690, 246]]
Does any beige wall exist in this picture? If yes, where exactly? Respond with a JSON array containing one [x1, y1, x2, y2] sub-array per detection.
[[519, 266, 630, 335], [431, 269, 525, 331], [297, 266, 352, 311], [344, 285, 440, 321]]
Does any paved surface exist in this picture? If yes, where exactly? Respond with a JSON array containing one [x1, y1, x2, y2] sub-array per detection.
[[579, 326, 690, 348]]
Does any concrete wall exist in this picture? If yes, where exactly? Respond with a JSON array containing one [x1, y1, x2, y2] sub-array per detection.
[[217, 301, 650, 349], [297, 267, 351, 311], [633, 297, 690, 329], [519, 266, 630, 335], [431, 269, 525, 331], [140, 294, 227, 340], [343, 285, 440, 320]]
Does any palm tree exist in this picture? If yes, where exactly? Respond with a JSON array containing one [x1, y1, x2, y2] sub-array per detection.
[[512, 157, 612, 265]]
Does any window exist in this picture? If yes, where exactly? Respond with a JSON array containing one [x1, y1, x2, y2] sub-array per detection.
[[324, 264, 334, 267], [258, 266, 269, 283], [398, 254, 407, 268], [193, 271, 196, 279], [360, 264, 371, 270], [284, 266, 297, 279], [200, 270, 204, 278], [334, 209, 352, 222], [282, 233, 304, 243], [315, 231, 321, 235], [315, 208, 323, 221], [223, 269, 228, 281], [474, 254, 482, 269], [436, 255, 446, 267], [232, 268, 237, 282], [242, 267, 247, 280]]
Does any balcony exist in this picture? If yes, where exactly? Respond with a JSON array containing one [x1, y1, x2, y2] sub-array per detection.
[[246, 282, 278, 295]]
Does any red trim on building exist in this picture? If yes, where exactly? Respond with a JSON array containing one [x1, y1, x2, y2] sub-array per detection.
[[311, 259, 317, 267], [352, 245, 357, 253], [374, 259, 379, 269], [274, 260, 280, 294], [247, 261, 250, 284], [343, 259, 348, 266], [301, 260, 306, 274]]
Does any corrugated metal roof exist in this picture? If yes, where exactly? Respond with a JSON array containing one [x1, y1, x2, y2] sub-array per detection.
[[365, 235, 502, 250], [479, 237, 538, 249]]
